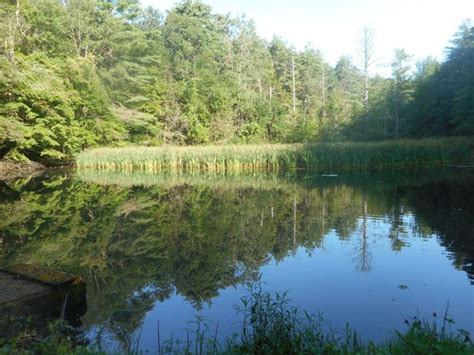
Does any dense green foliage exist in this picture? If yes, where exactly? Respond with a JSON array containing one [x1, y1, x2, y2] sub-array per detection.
[[77, 137, 474, 172], [0, 1, 472, 163]]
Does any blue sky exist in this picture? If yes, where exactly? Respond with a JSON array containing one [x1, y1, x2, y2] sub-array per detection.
[[141, 0, 473, 74]]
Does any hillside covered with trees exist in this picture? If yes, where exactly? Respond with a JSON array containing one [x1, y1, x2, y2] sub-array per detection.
[[0, 0, 473, 164]]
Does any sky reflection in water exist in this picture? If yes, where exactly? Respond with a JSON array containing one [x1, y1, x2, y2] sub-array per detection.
[[0, 168, 472, 352]]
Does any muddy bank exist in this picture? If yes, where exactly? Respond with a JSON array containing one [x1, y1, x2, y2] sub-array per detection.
[[0, 160, 46, 181]]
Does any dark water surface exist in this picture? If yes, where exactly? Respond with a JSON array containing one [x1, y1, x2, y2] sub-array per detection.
[[1, 168, 473, 352]]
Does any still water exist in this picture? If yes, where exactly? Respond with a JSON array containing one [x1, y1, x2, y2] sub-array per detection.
[[0, 168, 473, 351]]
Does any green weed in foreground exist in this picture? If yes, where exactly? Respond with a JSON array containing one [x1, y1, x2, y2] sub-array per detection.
[[76, 137, 474, 172], [223, 284, 473, 354], [1, 284, 472, 354]]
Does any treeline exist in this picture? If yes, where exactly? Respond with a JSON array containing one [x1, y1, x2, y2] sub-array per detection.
[[0, 0, 473, 163]]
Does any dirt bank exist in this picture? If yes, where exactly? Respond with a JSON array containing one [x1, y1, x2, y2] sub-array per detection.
[[0, 160, 46, 181]]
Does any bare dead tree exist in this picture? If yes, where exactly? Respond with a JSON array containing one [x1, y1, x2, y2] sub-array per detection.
[[358, 28, 375, 115], [322, 63, 326, 119], [4, 0, 22, 63], [291, 54, 296, 113], [352, 200, 373, 272], [293, 195, 297, 251]]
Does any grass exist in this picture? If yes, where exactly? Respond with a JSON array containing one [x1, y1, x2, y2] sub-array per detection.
[[76, 137, 474, 173], [2, 284, 472, 354]]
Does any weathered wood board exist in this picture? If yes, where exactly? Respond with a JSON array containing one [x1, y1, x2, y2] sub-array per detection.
[[0, 264, 87, 337]]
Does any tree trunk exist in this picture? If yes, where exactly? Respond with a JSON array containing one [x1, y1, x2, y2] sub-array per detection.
[[292, 54, 296, 113], [359, 200, 370, 272], [293, 195, 297, 250], [5, 0, 21, 63], [364, 71, 369, 114], [394, 96, 400, 139], [321, 188, 326, 237], [321, 63, 326, 119], [15, 0, 20, 28], [360, 28, 374, 116]]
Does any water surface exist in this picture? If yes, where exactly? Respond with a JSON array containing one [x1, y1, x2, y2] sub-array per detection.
[[0, 169, 473, 351]]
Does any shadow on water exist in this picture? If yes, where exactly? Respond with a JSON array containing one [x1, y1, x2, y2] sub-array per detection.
[[0, 167, 473, 348]]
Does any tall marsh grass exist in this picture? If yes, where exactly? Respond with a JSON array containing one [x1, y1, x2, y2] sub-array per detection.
[[76, 137, 474, 173]]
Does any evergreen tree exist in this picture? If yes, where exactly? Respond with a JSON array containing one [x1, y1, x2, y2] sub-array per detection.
[[0, 0, 472, 163]]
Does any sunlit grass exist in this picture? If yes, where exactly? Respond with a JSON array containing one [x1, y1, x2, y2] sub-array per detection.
[[76, 137, 474, 172]]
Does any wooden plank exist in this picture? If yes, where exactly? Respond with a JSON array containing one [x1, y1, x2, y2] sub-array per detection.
[[0, 264, 87, 338], [1, 263, 78, 286], [0, 270, 52, 304]]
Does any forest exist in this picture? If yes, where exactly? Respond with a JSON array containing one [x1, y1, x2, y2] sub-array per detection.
[[0, 0, 473, 165]]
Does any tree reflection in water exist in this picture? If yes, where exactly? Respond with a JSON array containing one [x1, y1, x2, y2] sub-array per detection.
[[0, 168, 472, 342]]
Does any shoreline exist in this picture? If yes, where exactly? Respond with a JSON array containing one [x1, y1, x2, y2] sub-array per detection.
[[0, 160, 46, 181]]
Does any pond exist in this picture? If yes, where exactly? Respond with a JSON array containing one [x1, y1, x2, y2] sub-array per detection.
[[0, 168, 473, 352]]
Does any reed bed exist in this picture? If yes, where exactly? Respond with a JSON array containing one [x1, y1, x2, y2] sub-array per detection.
[[76, 137, 474, 173]]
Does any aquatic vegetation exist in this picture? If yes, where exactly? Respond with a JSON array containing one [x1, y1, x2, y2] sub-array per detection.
[[76, 137, 474, 172], [1, 288, 472, 354], [224, 286, 473, 355]]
